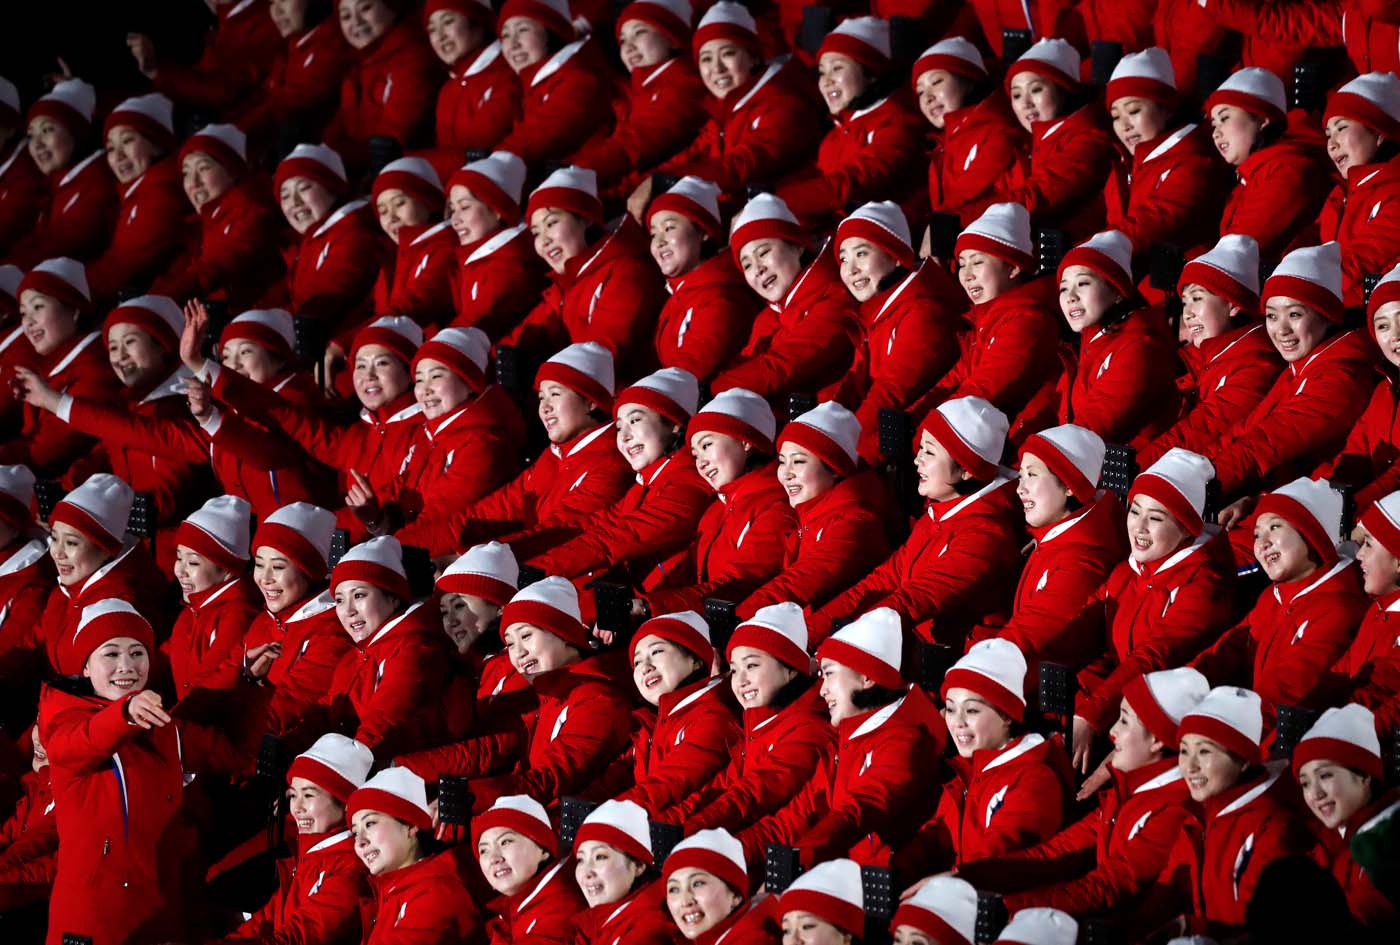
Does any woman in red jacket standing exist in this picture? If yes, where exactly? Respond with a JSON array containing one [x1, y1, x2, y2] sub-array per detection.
[[646, 176, 759, 382], [445, 151, 546, 339], [473, 794, 585, 945], [369, 157, 456, 329], [571, 800, 678, 945], [813, 397, 1022, 649], [1139, 234, 1282, 468], [710, 193, 861, 401], [641, 388, 793, 614], [617, 610, 741, 816], [347, 767, 479, 944], [738, 402, 890, 617], [1002, 39, 1114, 240], [1208, 68, 1332, 261], [1292, 704, 1397, 928], [1056, 229, 1180, 448]]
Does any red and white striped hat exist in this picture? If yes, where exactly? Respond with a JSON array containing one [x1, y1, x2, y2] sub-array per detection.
[[727, 601, 809, 671], [919, 396, 1008, 482], [526, 166, 602, 225], [103, 92, 175, 151], [955, 203, 1034, 272], [351, 315, 422, 365], [252, 502, 336, 581], [60, 598, 154, 675], [331, 535, 412, 600], [1129, 447, 1214, 536], [1263, 242, 1345, 323], [690, 388, 776, 454], [617, 0, 693, 48], [448, 151, 528, 224], [534, 341, 615, 411], [780, 401, 861, 477], [817, 606, 903, 689], [1059, 229, 1135, 299], [891, 876, 978, 945], [1179, 234, 1261, 314], [636, 609, 713, 665], [0, 464, 36, 532], [1178, 686, 1264, 764], [730, 193, 803, 262], [102, 294, 184, 353], [413, 326, 490, 392], [692, 1, 759, 58], [498, 0, 575, 42], [913, 37, 986, 83], [575, 799, 653, 865], [179, 123, 248, 175], [51, 474, 132, 557], [438, 541, 519, 606], [501, 575, 588, 648], [27, 78, 95, 133], [472, 793, 557, 853], [818, 16, 891, 73], [1293, 703, 1383, 779], [1206, 66, 1287, 127], [1007, 38, 1080, 91], [18, 257, 90, 311], [836, 201, 914, 269], [1358, 488, 1400, 556], [275, 143, 348, 198], [994, 907, 1079, 945], [287, 733, 374, 801], [1018, 424, 1105, 505], [1253, 476, 1343, 567], [220, 308, 296, 363], [1326, 72, 1400, 139], [1106, 47, 1177, 106], [347, 767, 432, 831], [779, 858, 864, 935], [942, 638, 1029, 721], [175, 495, 251, 573], [647, 175, 723, 241], [372, 157, 445, 213], [615, 367, 699, 424], [1122, 666, 1210, 749], [665, 827, 746, 895]]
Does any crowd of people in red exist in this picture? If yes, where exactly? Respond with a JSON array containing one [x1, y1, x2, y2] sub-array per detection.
[[1, 0, 1400, 943]]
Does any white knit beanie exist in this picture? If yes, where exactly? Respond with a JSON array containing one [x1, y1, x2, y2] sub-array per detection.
[[816, 606, 903, 688], [942, 638, 1029, 721], [955, 203, 1035, 271], [615, 367, 700, 424], [920, 396, 1009, 482], [836, 200, 914, 268], [1018, 424, 1105, 504], [1179, 234, 1261, 313], [1129, 448, 1215, 536], [780, 401, 861, 477]]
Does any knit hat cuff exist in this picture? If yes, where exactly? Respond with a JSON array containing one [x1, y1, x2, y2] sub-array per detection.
[[1106, 76, 1176, 108], [835, 217, 914, 269], [1019, 433, 1095, 504], [252, 522, 327, 581], [730, 218, 804, 264], [471, 806, 558, 854], [574, 821, 653, 865], [665, 846, 746, 895], [535, 361, 613, 412], [1122, 674, 1182, 749], [816, 637, 902, 689], [1292, 736, 1383, 780], [689, 412, 773, 454], [448, 168, 520, 223], [1178, 714, 1261, 765], [617, 2, 691, 48], [615, 385, 691, 426], [889, 905, 973, 945], [51, 502, 123, 556], [726, 624, 808, 672], [1128, 475, 1203, 536], [352, 324, 418, 365], [330, 559, 412, 601], [1059, 247, 1133, 299], [347, 787, 432, 831], [692, 23, 760, 60], [501, 598, 589, 649], [287, 756, 359, 802], [526, 187, 603, 226], [221, 321, 294, 362], [175, 521, 246, 573], [920, 409, 998, 481], [647, 191, 721, 241], [818, 32, 888, 73], [779, 422, 855, 477], [1206, 88, 1286, 128], [1360, 500, 1400, 557], [1325, 90, 1400, 139], [941, 667, 1025, 721], [1179, 260, 1259, 314], [779, 890, 863, 935], [1262, 273, 1344, 323], [913, 53, 986, 84], [953, 232, 1033, 272], [438, 572, 516, 606], [415, 339, 486, 393], [18, 269, 88, 311], [637, 615, 713, 666]]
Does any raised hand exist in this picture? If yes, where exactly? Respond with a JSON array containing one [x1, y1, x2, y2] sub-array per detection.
[[346, 469, 387, 534], [181, 300, 211, 375], [11, 366, 62, 413]]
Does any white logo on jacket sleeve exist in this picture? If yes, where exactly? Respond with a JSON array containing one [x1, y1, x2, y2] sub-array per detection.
[[734, 518, 753, 549], [859, 750, 873, 776], [550, 705, 569, 741], [1035, 569, 1050, 593], [309, 869, 327, 896], [985, 785, 1008, 827], [396, 901, 408, 924], [588, 283, 604, 321], [1096, 353, 1113, 379], [570, 472, 589, 491], [963, 144, 979, 171], [316, 243, 332, 270], [382, 74, 394, 104], [1161, 586, 1180, 618], [1127, 810, 1152, 840], [1292, 619, 1309, 643], [1371, 200, 1384, 221], [675, 726, 687, 747], [1232, 833, 1255, 899]]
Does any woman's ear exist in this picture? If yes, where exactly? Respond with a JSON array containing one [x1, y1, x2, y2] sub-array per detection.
[[1007, 264, 1023, 281], [1228, 305, 1242, 320]]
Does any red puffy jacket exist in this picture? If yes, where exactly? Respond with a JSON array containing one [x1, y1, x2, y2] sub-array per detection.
[[930, 97, 1028, 227], [1060, 309, 1181, 449], [450, 224, 548, 340], [497, 39, 621, 166], [360, 852, 480, 945], [1319, 159, 1400, 308], [0, 330, 121, 476], [0, 142, 45, 256], [83, 156, 194, 305], [618, 676, 742, 817], [569, 882, 676, 945], [482, 859, 584, 945], [238, 20, 354, 143], [227, 827, 366, 945], [652, 253, 760, 383], [0, 539, 54, 659], [1103, 124, 1232, 261], [8, 152, 117, 268], [161, 577, 260, 700], [1219, 137, 1332, 261], [373, 221, 458, 327], [1308, 791, 1399, 927], [281, 200, 392, 330], [152, 0, 282, 114], [422, 41, 521, 181], [1319, 374, 1400, 510], [1002, 104, 1115, 240], [35, 545, 167, 675]]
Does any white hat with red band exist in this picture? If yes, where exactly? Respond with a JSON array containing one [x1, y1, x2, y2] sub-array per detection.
[[60, 598, 154, 675], [941, 638, 1028, 721], [919, 396, 1008, 483], [1253, 476, 1344, 568], [1206, 66, 1287, 127], [372, 157, 444, 212], [690, 388, 777, 454], [103, 93, 176, 150], [535, 341, 615, 412], [414, 326, 490, 393], [635, 610, 713, 666], [472, 793, 557, 853], [617, 0, 693, 47], [501, 575, 589, 648], [347, 767, 432, 830], [727, 601, 809, 671], [438, 541, 519, 606], [220, 308, 296, 362], [1007, 38, 1080, 90], [1177, 686, 1265, 764], [1179, 234, 1260, 313], [691, 1, 759, 57], [576, 799, 653, 865], [1059, 229, 1135, 299], [1107, 47, 1177, 106], [836, 201, 914, 269], [1122, 666, 1210, 749], [102, 295, 184, 353], [1292, 703, 1383, 780], [780, 401, 861, 477], [28, 78, 96, 131], [913, 37, 986, 82], [351, 315, 423, 364], [1359, 489, 1400, 556], [51, 473, 132, 557], [616, 367, 700, 424], [448, 151, 528, 224], [286, 733, 374, 802], [730, 193, 803, 262], [526, 165, 602, 225], [994, 907, 1079, 945], [331, 535, 412, 601], [891, 876, 978, 945], [1018, 424, 1104, 505], [18, 257, 90, 310], [1326, 72, 1400, 138], [252, 502, 336, 581], [665, 827, 746, 894], [816, 607, 903, 689], [818, 16, 891, 72], [647, 175, 723, 241], [179, 123, 249, 174], [1263, 242, 1345, 323], [275, 142, 349, 197], [1129, 447, 1214, 537], [955, 203, 1034, 272], [779, 858, 864, 935], [176, 495, 251, 573]]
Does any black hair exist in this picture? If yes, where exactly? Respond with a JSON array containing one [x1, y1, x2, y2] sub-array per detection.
[[662, 422, 687, 456], [845, 65, 900, 115], [675, 664, 709, 691], [1064, 494, 1084, 514], [851, 684, 906, 710], [306, 0, 335, 26], [876, 266, 908, 293], [951, 475, 990, 497], [1095, 293, 1142, 332], [767, 672, 814, 711], [743, 449, 770, 473]]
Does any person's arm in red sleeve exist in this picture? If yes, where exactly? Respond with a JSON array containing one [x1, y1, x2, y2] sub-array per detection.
[[661, 287, 758, 384], [737, 769, 826, 867], [941, 132, 1026, 223], [685, 727, 835, 833], [972, 763, 1068, 859], [396, 712, 531, 783], [854, 310, 961, 448], [961, 806, 1101, 891], [954, 311, 1058, 412], [498, 70, 617, 166], [269, 633, 353, 729], [1069, 337, 1171, 444], [1209, 0, 1344, 45], [500, 292, 567, 357], [578, 264, 668, 366], [571, 77, 710, 188], [616, 707, 740, 816], [711, 299, 859, 399], [669, 92, 824, 196], [643, 503, 791, 614], [1114, 155, 1228, 255], [42, 698, 143, 773], [151, 201, 286, 305], [740, 514, 888, 617], [226, 855, 364, 945], [200, 405, 324, 472], [351, 642, 450, 756], [1140, 356, 1281, 468], [891, 527, 1021, 641], [1221, 157, 1329, 260], [1000, 554, 1114, 667], [812, 546, 904, 636]]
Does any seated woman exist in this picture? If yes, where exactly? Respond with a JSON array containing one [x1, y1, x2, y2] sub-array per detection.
[[910, 38, 1026, 228], [395, 577, 632, 811], [1208, 68, 1332, 260], [323, 536, 450, 759], [528, 367, 711, 584], [832, 201, 966, 464], [395, 342, 632, 559], [236, 0, 352, 146], [1192, 477, 1366, 707], [641, 388, 793, 614], [664, 827, 768, 943], [678, 602, 835, 832], [10, 79, 116, 268], [960, 667, 1207, 916], [418, 0, 521, 180], [436, 541, 529, 735], [813, 397, 1022, 649], [989, 425, 1127, 665], [646, 176, 759, 382], [84, 93, 191, 305], [777, 858, 866, 945], [161, 495, 259, 701], [895, 640, 1071, 879], [445, 151, 546, 339], [736, 402, 890, 618], [1318, 72, 1400, 309], [1000, 39, 1115, 240], [571, 799, 677, 945], [1293, 704, 1398, 927], [1066, 448, 1234, 771], [1102, 49, 1232, 263], [568, 0, 709, 192], [275, 143, 390, 333], [616, 611, 741, 816], [0, 466, 51, 659], [1138, 233, 1282, 467], [774, 17, 926, 234], [1333, 490, 1400, 731], [1055, 229, 1180, 448], [917, 202, 1062, 445], [368, 157, 457, 329], [710, 193, 861, 401], [346, 767, 479, 943], [322, 0, 441, 179], [890, 875, 979, 945], [1139, 687, 1313, 938], [505, 166, 666, 376], [473, 794, 585, 943], [228, 733, 372, 944], [494, 0, 621, 165], [738, 608, 945, 869], [150, 124, 286, 309]]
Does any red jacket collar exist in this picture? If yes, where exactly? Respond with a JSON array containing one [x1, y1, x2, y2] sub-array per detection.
[[669, 251, 747, 294], [717, 463, 780, 504]]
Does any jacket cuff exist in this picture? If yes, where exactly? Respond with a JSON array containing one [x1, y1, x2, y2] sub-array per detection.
[[199, 406, 223, 437], [54, 394, 74, 423]]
